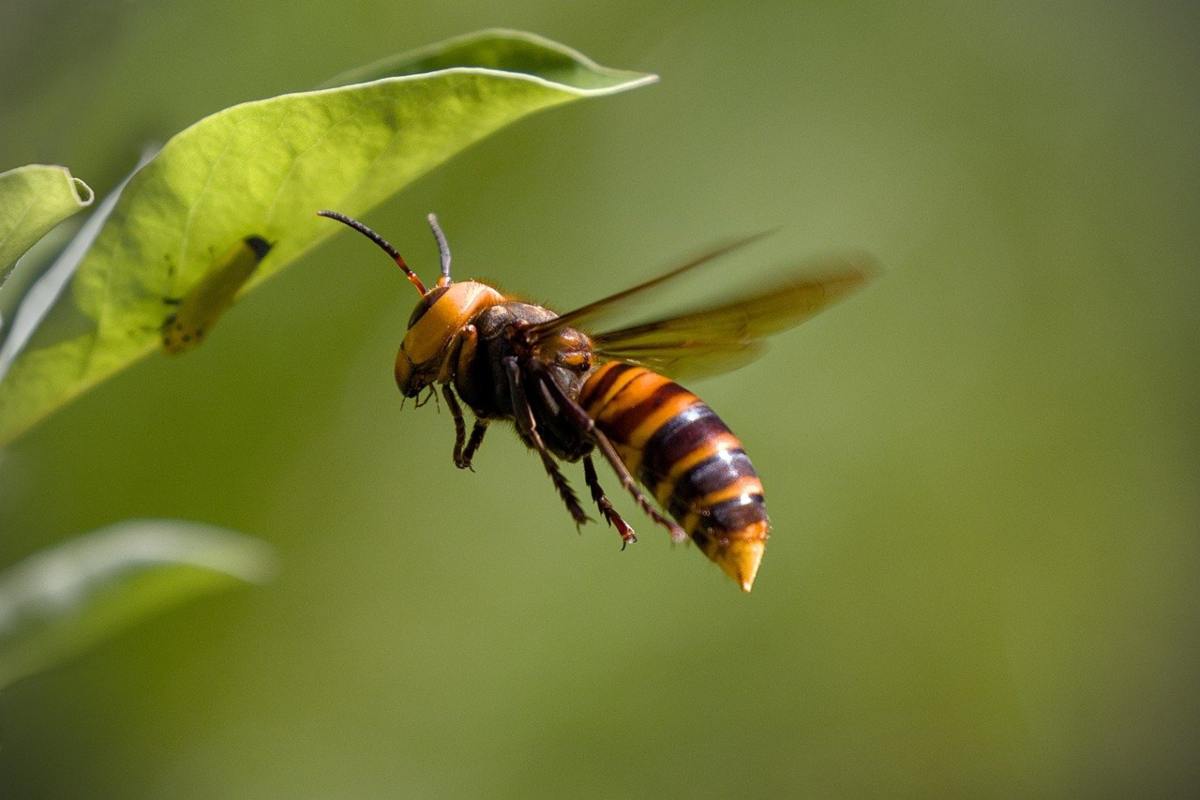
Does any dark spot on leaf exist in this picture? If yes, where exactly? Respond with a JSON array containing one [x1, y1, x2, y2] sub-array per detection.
[[244, 236, 272, 260]]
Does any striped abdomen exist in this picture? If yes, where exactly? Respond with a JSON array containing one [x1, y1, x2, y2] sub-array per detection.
[[579, 362, 769, 590]]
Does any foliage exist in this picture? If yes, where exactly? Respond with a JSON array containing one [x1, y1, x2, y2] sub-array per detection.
[[0, 520, 273, 689], [0, 30, 654, 445], [0, 164, 92, 288]]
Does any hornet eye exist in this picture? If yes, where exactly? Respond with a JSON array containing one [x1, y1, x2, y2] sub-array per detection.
[[407, 286, 448, 329]]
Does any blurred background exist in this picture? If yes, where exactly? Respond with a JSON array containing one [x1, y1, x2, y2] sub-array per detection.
[[1, 1, 1197, 796]]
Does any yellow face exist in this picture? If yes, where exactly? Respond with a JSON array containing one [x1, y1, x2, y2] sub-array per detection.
[[394, 281, 504, 396]]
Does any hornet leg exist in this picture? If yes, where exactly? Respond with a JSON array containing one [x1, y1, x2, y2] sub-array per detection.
[[460, 420, 488, 471], [437, 323, 485, 470], [583, 455, 637, 549], [533, 367, 687, 543], [503, 357, 589, 529], [441, 385, 473, 469], [436, 328, 482, 469]]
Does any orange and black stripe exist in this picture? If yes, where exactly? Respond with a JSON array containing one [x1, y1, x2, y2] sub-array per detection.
[[579, 362, 769, 589]]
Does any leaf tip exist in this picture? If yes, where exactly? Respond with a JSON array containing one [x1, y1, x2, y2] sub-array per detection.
[[70, 176, 94, 207]]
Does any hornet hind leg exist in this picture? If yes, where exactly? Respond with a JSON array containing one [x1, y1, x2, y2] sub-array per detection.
[[531, 364, 687, 544]]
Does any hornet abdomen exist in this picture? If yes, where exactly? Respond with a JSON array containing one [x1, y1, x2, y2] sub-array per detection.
[[579, 362, 769, 589]]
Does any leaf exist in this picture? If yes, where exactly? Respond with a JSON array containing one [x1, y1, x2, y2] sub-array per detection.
[[0, 30, 656, 445], [0, 164, 94, 287], [0, 149, 155, 382], [0, 520, 275, 689]]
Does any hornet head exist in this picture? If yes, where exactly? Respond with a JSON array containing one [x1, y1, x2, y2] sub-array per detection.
[[318, 210, 503, 397]]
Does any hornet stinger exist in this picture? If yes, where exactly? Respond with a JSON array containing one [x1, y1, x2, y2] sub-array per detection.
[[318, 210, 873, 591]]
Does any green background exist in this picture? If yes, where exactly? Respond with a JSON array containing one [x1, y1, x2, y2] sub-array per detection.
[[2, 1, 1197, 796]]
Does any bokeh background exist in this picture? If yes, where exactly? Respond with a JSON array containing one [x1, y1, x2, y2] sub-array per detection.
[[2, 1, 1197, 796]]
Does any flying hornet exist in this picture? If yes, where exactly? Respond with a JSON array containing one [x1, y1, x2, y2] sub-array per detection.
[[319, 210, 873, 591]]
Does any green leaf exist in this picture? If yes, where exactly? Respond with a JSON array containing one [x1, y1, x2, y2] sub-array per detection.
[[0, 164, 93, 287], [0, 150, 155, 385], [0, 30, 655, 445], [0, 520, 275, 689]]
